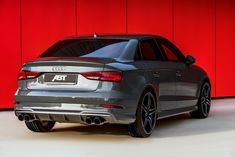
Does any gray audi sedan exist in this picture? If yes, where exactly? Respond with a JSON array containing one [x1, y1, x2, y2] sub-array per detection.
[[14, 35, 211, 137]]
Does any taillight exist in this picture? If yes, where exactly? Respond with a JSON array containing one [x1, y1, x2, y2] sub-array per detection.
[[81, 71, 122, 82], [99, 104, 124, 109], [18, 70, 41, 80]]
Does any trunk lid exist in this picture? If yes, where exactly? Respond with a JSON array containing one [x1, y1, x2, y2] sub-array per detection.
[[21, 57, 115, 92]]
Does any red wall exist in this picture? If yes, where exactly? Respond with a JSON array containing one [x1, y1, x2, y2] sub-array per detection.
[[127, 0, 173, 40], [173, 0, 216, 96], [0, 0, 21, 109], [216, 0, 235, 97], [77, 0, 127, 34], [21, 0, 76, 63], [1, 0, 235, 108]]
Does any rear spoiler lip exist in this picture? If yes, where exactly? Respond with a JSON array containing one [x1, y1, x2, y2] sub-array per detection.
[[22, 57, 117, 67], [21, 57, 119, 72], [34, 57, 116, 62]]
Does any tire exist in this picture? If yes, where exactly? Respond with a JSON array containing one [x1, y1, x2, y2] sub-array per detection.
[[190, 82, 211, 118], [129, 90, 157, 137], [25, 120, 55, 132]]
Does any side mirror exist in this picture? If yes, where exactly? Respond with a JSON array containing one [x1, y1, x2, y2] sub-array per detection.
[[185, 55, 195, 65]]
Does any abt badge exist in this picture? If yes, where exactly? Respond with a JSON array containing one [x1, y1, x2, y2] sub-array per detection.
[[44, 74, 77, 84], [52, 75, 67, 82]]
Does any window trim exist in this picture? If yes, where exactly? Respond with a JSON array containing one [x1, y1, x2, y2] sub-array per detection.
[[134, 44, 143, 61]]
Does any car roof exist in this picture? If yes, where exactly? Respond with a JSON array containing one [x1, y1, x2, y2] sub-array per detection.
[[62, 34, 165, 41]]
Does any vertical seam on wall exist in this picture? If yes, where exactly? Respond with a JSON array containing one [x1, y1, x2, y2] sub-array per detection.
[[20, 0, 22, 66], [214, 0, 217, 96], [75, 0, 78, 35], [126, 0, 128, 33], [172, 0, 174, 41]]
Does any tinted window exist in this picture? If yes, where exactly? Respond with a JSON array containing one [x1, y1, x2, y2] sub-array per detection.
[[40, 39, 129, 59], [140, 40, 163, 61], [157, 39, 186, 62], [161, 44, 179, 61]]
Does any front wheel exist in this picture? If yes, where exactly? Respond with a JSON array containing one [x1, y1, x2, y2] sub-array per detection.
[[190, 82, 211, 118], [25, 120, 55, 132], [129, 91, 157, 137]]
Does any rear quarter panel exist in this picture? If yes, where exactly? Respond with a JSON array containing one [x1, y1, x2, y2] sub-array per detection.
[[105, 62, 160, 111]]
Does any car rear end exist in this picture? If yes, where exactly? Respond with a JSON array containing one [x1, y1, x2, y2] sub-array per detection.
[[14, 38, 138, 125]]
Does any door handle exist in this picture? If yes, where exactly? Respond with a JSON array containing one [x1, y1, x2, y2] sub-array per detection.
[[176, 71, 181, 77], [153, 72, 160, 78]]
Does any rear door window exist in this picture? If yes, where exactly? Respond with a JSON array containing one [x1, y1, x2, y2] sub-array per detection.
[[157, 39, 186, 62], [161, 44, 179, 61]]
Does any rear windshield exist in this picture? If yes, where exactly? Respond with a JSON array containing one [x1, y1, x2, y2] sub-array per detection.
[[39, 39, 129, 59]]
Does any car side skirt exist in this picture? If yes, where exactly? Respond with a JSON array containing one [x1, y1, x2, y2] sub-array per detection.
[[158, 105, 197, 119]]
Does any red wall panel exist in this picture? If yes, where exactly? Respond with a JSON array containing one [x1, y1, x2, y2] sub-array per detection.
[[21, 0, 76, 63], [127, 0, 173, 40], [174, 0, 216, 96], [1, 0, 235, 109], [77, 0, 126, 35], [0, 0, 20, 108], [216, 0, 235, 97]]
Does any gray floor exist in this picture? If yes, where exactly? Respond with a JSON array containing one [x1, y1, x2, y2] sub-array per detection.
[[1, 99, 235, 157]]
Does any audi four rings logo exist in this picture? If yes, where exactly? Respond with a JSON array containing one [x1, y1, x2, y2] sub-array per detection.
[[52, 66, 66, 72]]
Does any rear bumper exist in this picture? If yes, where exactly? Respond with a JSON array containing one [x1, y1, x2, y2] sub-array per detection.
[[15, 103, 135, 124], [14, 89, 137, 124]]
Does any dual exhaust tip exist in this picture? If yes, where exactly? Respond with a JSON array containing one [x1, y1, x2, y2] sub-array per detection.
[[18, 114, 33, 122], [85, 116, 105, 125], [18, 114, 105, 125]]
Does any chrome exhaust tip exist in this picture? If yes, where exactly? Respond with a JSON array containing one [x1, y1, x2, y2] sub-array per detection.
[[85, 116, 92, 124], [23, 114, 30, 121], [93, 117, 101, 125], [18, 115, 24, 121]]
